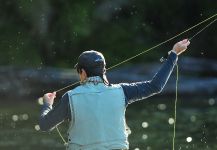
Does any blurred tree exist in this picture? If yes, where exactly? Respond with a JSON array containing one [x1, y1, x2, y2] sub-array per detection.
[[0, 0, 216, 67]]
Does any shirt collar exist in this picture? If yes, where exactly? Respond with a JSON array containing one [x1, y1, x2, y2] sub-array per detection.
[[81, 76, 103, 85]]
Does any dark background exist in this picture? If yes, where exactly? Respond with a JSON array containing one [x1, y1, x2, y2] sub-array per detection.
[[0, 1, 217, 150], [1, 0, 216, 68]]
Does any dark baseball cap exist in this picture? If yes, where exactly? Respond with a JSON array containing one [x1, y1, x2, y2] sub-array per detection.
[[74, 50, 106, 75]]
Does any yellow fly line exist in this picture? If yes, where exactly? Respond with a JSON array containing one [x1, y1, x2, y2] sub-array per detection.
[[45, 13, 217, 149], [55, 13, 217, 93]]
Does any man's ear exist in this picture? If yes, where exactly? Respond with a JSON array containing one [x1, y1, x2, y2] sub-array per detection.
[[81, 69, 87, 77]]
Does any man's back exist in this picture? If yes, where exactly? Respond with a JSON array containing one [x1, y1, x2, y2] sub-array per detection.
[[67, 81, 129, 149], [39, 42, 191, 149]]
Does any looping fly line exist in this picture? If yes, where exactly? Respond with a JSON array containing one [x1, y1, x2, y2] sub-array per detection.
[[50, 13, 217, 149], [54, 13, 217, 93]]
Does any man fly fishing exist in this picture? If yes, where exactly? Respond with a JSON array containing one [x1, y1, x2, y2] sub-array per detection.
[[39, 39, 190, 150]]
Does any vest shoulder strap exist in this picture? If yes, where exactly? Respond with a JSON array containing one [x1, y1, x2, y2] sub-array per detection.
[[68, 83, 122, 95]]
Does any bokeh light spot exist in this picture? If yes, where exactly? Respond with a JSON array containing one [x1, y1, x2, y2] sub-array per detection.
[[22, 114, 29, 120], [157, 103, 167, 110], [34, 125, 40, 131], [186, 137, 192, 142], [168, 118, 174, 125], [38, 97, 44, 105], [142, 134, 148, 140], [208, 98, 215, 106], [142, 122, 149, 128], [12, 115, 18, 122], [190, 115, 196, 122]]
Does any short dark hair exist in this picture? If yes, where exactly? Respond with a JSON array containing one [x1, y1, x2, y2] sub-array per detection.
[[76, 65, 105, 77], [75, 50, 106, 77], [75, 50, 109, 85]]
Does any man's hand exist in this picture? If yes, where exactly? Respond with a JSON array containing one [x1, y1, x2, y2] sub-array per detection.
[[173, 39, 190, 55], [43, 92, 56, 106]]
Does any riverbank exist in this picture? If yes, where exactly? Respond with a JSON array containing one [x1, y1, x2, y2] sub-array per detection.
[[1, 57, 217, 102]]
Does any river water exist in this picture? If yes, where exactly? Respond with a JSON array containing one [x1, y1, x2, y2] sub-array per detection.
[[0, 97, 217, 150]]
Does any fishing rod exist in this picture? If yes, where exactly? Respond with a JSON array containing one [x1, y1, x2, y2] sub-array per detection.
[[39, 13, 217, 149], [160, 17, 217, 62], [53, 13, 217, 93], [189, 17, 217, 41]]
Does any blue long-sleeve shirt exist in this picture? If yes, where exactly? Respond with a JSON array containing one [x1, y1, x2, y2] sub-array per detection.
[[40, 52, 178, 131]]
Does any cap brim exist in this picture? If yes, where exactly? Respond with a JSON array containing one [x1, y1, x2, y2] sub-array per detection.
[[74, 63, 78, 69]]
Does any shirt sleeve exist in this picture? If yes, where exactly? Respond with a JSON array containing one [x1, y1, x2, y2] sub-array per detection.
[[120, 52, 178, 105], [39, 93, 72, 131]]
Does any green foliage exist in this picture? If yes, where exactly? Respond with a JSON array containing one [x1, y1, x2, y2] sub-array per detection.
[[0, 0, 216, 67]]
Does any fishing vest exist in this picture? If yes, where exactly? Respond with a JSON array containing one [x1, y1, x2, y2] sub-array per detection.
[[67, 78, 129, 150]]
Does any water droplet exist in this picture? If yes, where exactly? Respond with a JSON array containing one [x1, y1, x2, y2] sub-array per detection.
[[168, 118, 174, 125], [186, 137, 192, 142], [142, 122, 149, 128], [12, 115, 18, 122], [35, 125, 40, 131], [157, 104, 167, 110]]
